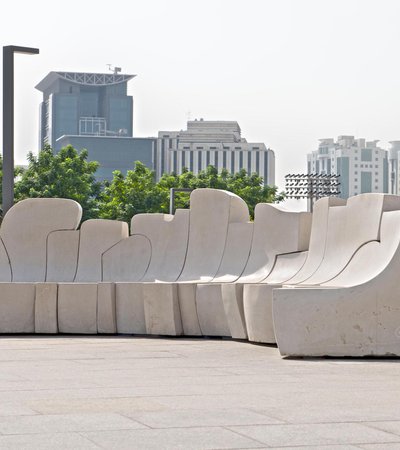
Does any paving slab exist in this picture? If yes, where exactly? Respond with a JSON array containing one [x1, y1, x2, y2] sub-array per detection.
[[0, 336, 399, 449]]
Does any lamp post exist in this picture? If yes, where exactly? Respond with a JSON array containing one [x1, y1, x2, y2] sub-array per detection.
[[2, 45, 39, 215]]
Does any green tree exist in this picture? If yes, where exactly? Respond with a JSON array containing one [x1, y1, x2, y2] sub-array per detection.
[[0, 154, 25, 219], [157, 165, 284, 218], [99, 161, 169, 222], [14, 145, 101, 220]]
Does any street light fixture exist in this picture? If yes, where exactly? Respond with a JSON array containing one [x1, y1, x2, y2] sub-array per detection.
[[2, 45, 39, 215]]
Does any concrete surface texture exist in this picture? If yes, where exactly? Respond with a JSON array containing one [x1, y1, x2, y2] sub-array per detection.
[[2, 191, 400, 357], [0, 336, 399, 449], [273, 208, 400, 357]]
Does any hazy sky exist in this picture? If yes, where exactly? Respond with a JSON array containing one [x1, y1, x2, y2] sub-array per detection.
[[1, 0, 400, 201]]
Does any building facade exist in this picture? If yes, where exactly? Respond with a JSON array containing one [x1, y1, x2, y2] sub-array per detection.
[[307, 136, 388, 199], [388, 141, 400, 195], [35, 71, 155, 182], [155, 120, 275, 185]]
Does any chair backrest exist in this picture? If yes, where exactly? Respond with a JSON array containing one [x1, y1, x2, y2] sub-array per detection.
[[238, 203, 312, 284], [178, 189, 250, 282], [0, 198, 82, 282], [130, 209, 190, 282], [286, 196, 346, 285], [74, 219, 129, 282], [324, 210, 400, 287], [303, 193, 400, 285]]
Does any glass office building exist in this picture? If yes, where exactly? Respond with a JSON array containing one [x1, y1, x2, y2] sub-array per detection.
[[36, 72, 154, 181]]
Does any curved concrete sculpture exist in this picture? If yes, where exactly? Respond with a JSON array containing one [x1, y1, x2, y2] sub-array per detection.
[[207, 203, 312, 340], [196, 221, 253, 337], [57, 219, 129, 334], [273, 193, 400, 357], [142, 189, 250, 336], [110, 210, 189, 335], [241, 197, 342, 343], [0, 198, 82, 333]]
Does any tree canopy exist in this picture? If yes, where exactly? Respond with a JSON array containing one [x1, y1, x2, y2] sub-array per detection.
[[1, 145, 284, 222], [14, 145, 102, 220]]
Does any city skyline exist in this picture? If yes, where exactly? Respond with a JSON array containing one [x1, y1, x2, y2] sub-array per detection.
[[1, 0, 400, 202]]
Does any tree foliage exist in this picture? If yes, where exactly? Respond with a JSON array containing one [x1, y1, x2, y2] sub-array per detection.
[[101, 163, 285, 221], [14, 145, 101, 220], [1, 145, 284, 223]]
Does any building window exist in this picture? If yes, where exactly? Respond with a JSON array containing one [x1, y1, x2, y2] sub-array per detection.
[[235, 147, 241, 150], [355, 171, 358, 175], [183, 146, 190, 149], [198, 152, 202, 170], [256, 152, 260, 173], [355, 164, 358, 167], [375, 165, 378, 168], [210, 146, 217, 150], [355, 157, 358, 160], [197, 146, 203, 150], [215, 152, 219, 168], [189, 153, 193, 172], [354, 178, 358, 182], [206, 151, 210, 167], [231, 153, 235, 173], [375, 158, 378, 161], [239, 151, 243, 169], [223, 151, 227, 168]]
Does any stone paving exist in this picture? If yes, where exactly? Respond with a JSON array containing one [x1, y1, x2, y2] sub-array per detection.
[[0, 337, 399, 449]]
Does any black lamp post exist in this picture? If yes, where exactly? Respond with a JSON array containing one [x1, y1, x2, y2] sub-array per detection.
[[2, 45, 39, 215]]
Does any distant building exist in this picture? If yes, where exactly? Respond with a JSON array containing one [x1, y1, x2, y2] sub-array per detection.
[[155, 119, 275, 185], [388, 141, 400, 195], [307, 136, 388, 199], [35, 71, 154, 181]]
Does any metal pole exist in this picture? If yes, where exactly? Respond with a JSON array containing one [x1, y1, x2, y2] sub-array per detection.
[[169, 188, 175, 215], [2, 47, 14, 214], [2, 45, 39, 215], [169, 188, 192, 214]]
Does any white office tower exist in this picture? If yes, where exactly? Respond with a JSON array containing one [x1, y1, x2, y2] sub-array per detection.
[[388, 141, 400, 195], [155, 119, 275, 185], [307, 136, 388, 199]]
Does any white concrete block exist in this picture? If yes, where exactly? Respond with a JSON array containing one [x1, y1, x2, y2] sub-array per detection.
[[97, 283, 116, 334], [143, 283, 182, 336], [0, 283, 35, 333], [115, 283, 146, 334], [178, 283, 201, 336], [58, 283, 97, 334], [196, 284, 230, 336], [35, 283, 58, 334]]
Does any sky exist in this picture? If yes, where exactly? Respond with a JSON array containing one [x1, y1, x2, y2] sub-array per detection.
[[1, 0, 400, 208]]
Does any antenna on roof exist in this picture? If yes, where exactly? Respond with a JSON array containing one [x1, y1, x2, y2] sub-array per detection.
[[106, 64, 122, 74]]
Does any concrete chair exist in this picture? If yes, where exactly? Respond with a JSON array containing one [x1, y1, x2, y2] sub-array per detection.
[[141, 188, 250, 336], [273, 193, 400, 356], [103, 210, 189, 335], [198, 203, 312, 341]]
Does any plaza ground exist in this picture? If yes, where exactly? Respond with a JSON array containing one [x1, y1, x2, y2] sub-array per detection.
[[0, 336, 399, 449]]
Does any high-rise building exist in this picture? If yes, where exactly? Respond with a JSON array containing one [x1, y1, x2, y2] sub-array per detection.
[[388, 141, 400, 195], [155, 119, 275, 185], [35, 71, 154, 181], [307, 136, 388, 199]]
